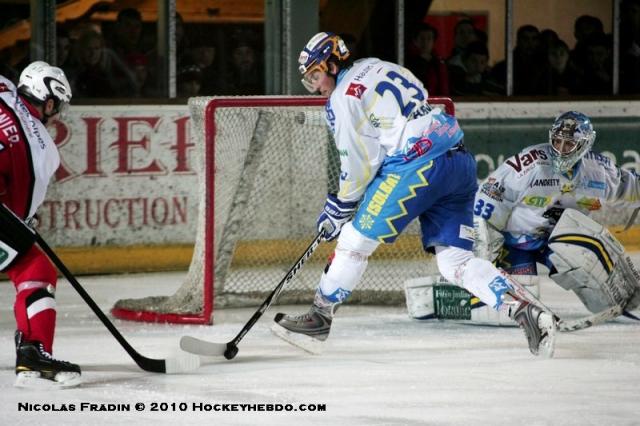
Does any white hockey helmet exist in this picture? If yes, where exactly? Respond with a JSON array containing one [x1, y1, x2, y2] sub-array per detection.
[[548, 111, 595, 173], [18, 61, 72, 119], [298, 32, 350, 92]]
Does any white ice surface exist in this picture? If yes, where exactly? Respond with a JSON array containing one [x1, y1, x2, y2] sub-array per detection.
[[1, 258, 639, 426]]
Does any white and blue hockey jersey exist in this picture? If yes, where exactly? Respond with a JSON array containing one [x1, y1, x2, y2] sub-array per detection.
[[325, 58, 462, 202], [474, 142, 640, 249]]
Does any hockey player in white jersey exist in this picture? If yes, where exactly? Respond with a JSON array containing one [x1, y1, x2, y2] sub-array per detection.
[[272, 32, 557, 357], [473, 111, 640, 320]]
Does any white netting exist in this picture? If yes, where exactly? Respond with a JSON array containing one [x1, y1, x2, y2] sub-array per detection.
[[113, 96, 453, 321]]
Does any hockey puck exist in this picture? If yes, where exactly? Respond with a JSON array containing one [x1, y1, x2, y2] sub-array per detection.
[[224, 344, 238, 360]]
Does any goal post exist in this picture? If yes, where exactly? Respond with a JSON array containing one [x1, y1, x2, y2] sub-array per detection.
[[111, 96, 455, 324]]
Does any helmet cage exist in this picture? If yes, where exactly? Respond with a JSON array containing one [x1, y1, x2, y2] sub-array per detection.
[[548, 112, 595, 173], [298, 33, 350, 92]]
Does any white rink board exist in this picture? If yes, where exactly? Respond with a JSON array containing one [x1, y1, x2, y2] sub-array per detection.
[[1, 254, 639, 425]]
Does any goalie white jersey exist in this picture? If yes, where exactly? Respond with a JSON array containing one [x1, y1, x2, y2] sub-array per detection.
[[325, 57, 459, 202], [475, 143, 640, 248]]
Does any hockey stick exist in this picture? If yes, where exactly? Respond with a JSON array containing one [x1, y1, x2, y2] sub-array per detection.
[[180, 231, 324, 359], [0, 204, 198, 373], [33, 233, 200, 373]]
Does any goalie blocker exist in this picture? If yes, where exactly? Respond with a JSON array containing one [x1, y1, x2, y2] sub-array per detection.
[[0, 204, 37, 271]]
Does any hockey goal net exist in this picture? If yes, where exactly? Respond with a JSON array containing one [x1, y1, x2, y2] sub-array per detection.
[[111, 96, 455, 324]]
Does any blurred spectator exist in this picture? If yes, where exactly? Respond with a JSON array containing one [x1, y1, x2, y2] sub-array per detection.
[[542, 39, 579, 95], [570, 15, 605, 70], [56, 29, 72, 69], [339, 33, 359, 60], [573, 33, 612, 95], [183, 38, 217, 95], [620, 0, 640, 93], [489, 25, 546, 95], [126, 53, 153, 97], [405, 23, 449, 96], [449, 41, 498, 96], [68, 30, 136, 98], [447, 19, 478, 69], [177, 64, 203, 98], [539, 28, 560, 56], [219, 35, 263, 95], [108, 8, 146, 63]]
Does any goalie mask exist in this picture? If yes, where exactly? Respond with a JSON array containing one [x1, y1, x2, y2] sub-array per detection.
[[18, 61, 72, 123], [548, 111, 595, 174], [298, 32, 350, 93]]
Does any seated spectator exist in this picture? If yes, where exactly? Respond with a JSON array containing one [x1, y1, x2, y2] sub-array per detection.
[[570, 15, 605, 70], [542, 39, 580, 95], [489, 24, 546, 95], [219, 36, 263, 95], [56, 28, 73, 69], [108, 8, 147, 63], [405, 23, 449, 96], [573, 33, 613, 95], [68, 30, 136, 98], [449, 41, 499, 96], [183, 38, 217, 95], [177, 64, 203, 98], [126, 53, 153, 97], [447, 18, 478, 69]]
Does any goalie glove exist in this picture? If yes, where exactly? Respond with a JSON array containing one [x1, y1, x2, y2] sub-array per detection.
[[317, 194, 358, 241]]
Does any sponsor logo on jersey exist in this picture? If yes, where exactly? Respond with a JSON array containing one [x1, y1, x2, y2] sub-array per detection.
[[576, 197, 602, 211], [403, 136, 433, 161], [358, 213, 374, 230], [560, 182, 575, 193], [523, 195, 552, 208], [587, 180, 606, 190], [585, 151, 611, 166], [365, 173, 401, 216], [459, 224, 475, 241], [0, 111, 21, 144], [325, 100, 336, 133], [530, 178, 560, 188], [340, 171, 348, 180], [353, 64, 374, 81], [338, 149, 348, 157], [480, 178, 506, 201], [505, 149, 548, 173], [346, 82, 367, 99]]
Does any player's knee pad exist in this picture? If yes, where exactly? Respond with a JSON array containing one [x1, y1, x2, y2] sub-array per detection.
[[435, 245, 474, 284], [319, 223, 379, 303]]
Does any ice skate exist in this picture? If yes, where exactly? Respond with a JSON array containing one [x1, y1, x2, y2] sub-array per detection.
[[271, 293, 336, 354], [507, 300, 557, 358], [14, 332, 82, 389]]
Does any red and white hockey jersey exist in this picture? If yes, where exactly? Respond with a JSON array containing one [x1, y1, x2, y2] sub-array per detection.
[[0, 75, 60, 219]]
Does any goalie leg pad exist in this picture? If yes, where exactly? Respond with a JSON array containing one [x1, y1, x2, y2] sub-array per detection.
[[548, 209, 640, 313]]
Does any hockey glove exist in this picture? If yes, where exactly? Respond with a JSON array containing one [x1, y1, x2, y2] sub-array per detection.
[[317, 194, 358, 241], [0, 203, 37, 271]]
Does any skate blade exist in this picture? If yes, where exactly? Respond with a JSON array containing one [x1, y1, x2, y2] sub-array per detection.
[[15, 371, 82, 389], [270, 323, 325, 355], [537, 313, 557, 359]]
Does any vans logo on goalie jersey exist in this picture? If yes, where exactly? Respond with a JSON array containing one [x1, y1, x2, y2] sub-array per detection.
[[506, 149, 547, 173], [346, 83, 367, 99]]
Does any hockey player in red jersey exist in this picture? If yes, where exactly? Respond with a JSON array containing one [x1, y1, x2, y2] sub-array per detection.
[[0, 61, 80, 388]]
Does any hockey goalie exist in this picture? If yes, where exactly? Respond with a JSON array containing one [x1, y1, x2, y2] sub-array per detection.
[[406, 111, 640, 326]]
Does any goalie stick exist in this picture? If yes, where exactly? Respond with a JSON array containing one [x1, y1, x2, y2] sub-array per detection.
[[180, 231, 324, 359], [0, 203, 199, 374]]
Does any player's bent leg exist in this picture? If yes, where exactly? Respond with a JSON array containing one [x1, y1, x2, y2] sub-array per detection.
[[436, 246, 556, 358], [272, 223, 379, 353], [7, 246, 81, 387]]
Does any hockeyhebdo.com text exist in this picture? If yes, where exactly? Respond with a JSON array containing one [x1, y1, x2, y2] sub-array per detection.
[[18, 401, 327, 413]]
